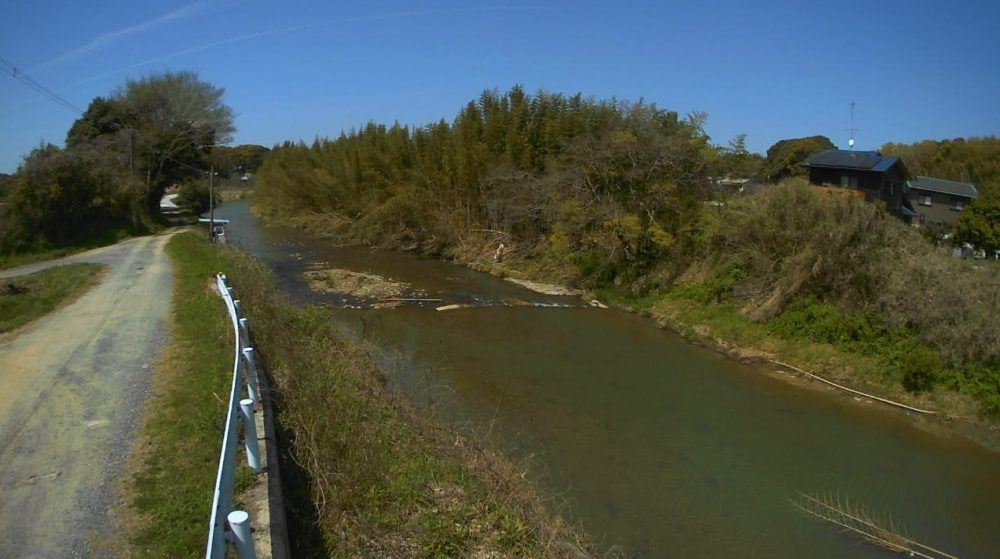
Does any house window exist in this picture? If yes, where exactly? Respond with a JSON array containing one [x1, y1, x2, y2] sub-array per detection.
[[951, 199, 964, 211], [839, 175, 857, 188], [918, 195, 932, 206]]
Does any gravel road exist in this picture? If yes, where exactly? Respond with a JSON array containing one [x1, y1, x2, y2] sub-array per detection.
[[0, 234, 175, 558]]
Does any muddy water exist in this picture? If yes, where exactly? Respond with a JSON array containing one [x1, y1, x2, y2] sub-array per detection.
[[214, 200, 1000, 558]]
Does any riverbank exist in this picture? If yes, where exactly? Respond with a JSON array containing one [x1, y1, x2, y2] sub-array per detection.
[[204, 234, 596, 558], [260, 208, 1000, 451], [472, 249, 1000, 451]]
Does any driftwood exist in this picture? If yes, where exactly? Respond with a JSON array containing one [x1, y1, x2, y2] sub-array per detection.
[[790, 491, 959, 559], [770, 359, 938, 415]]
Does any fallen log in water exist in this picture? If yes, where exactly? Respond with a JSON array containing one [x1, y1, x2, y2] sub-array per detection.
[[771, 359, 937, 415], [790, 491, 959, 559]]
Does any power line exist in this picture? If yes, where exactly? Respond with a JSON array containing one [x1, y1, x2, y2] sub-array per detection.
[[0, 55, 84, 114]]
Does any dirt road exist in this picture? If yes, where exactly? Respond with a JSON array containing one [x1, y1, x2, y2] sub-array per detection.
[[0, 234, 175, 558]]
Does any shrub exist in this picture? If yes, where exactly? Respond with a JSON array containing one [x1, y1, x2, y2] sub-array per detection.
[[900, 346, 942, 393]]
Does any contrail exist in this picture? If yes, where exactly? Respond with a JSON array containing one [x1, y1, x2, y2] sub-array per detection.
[[62, 5, 540, 91], [1, 5, 539, 116], [29, 1, 210, 73]]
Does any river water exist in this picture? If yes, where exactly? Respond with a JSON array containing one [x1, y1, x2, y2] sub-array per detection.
[[213, 200, 1000, 558]]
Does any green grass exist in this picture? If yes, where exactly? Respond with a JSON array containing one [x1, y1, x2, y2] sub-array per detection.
[[124, 232, 237, 557], [0, 263, 105, 333], [642, 283, 998, 420]]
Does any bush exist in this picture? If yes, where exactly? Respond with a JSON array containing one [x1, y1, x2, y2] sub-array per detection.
[[174, 179, 219, 214], [900, 346, 942, 393]]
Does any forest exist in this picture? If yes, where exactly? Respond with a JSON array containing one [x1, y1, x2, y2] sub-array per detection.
[[254, 86, 1000, 416]]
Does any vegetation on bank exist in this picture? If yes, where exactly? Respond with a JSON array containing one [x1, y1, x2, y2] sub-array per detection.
[[252, 86, 1000, 419], [0, 263, 105, 333]]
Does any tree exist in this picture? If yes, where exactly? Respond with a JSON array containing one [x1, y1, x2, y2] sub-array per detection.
[[229, 144, 271, 172], [956, 189, 1000, 252], [1, 144, 129, 252], [713, 133, 763, 178], [117, 71, 234, 216], [759, 135, 836, 183], [881, 136, 1000, 197]]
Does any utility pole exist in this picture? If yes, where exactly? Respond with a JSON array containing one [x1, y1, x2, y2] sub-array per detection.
[[209, 164, 215, 242], [127, 129, 137, 227], [848, 101, 857, 150]]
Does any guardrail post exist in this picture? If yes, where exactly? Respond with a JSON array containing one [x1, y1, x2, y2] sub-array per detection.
[[238, 317, 251, 347], [227, 510, 256, 559], [240, 398, 262, 472], [233, 299, 242, 317], [242, 347, 260, 403]]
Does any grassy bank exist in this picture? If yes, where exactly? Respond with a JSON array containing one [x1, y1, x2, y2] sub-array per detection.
[[0, 263, 105, 333], [124, 231, 591, 558], [120, 232, 245, 557]]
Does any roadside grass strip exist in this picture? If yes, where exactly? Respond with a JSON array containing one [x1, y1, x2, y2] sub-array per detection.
[[0, 263, 105, 333], [124, 232, 252, 557]]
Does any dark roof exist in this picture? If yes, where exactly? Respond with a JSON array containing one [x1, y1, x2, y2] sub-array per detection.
[[908, 176, 979, 199], [801, 149, 903, 173]]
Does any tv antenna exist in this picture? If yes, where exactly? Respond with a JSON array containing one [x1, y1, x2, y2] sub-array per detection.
[[848, 101, 857, 150]]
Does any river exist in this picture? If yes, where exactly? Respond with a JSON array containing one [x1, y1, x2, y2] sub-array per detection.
[[213, 200, 1000, 558]]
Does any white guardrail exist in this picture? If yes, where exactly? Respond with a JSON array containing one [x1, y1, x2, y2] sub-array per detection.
[[206, 274, 262, 559]]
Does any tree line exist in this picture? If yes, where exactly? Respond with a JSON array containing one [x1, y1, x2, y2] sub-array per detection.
[[255, 86, 740, 284], [881, 137, 1000, 250], [0, 71, 251, 255]]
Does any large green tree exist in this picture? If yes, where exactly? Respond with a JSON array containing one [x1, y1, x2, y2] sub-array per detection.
[[66, 71, 235, 219], [956, 189, 1000, 252], [758, 135, 836, 183]]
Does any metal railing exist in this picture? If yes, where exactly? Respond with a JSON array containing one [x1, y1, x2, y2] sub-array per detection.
[[206, 273, 262, 559]]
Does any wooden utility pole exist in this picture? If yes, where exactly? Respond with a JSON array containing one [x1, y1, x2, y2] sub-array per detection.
[[209, 164, 215, 241]]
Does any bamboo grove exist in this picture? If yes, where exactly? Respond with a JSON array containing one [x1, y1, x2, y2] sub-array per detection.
[[254, 86, 718, 284]]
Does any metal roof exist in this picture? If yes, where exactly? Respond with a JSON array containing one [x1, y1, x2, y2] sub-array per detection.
[[801, 149, 902, 172], [908, 176, 979, 199]]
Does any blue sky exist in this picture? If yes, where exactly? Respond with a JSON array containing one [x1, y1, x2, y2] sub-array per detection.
[[2, 0, 999, 173]]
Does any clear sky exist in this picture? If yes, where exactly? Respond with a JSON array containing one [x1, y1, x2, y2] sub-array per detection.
[[2, 0, 999, 173]]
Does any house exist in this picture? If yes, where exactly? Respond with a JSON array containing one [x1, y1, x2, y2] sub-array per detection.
[[800, 149, 915, 219], [906, 176, 978, 227]]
